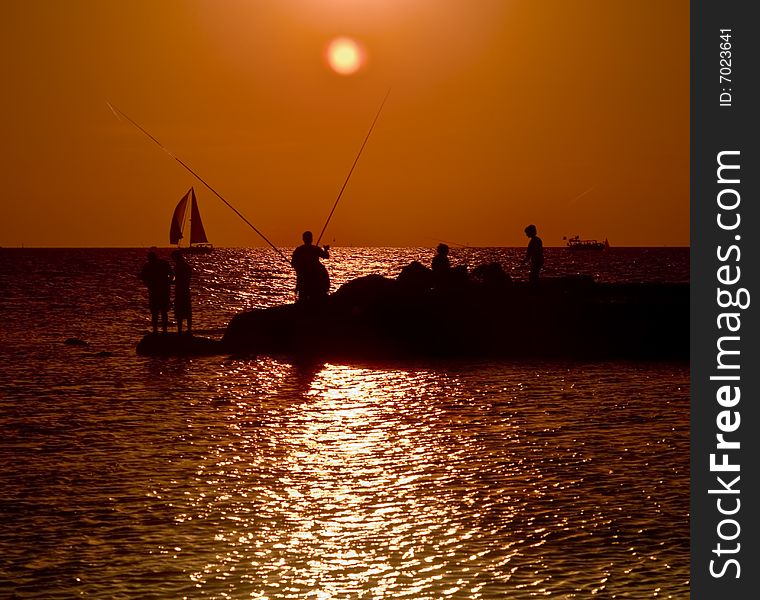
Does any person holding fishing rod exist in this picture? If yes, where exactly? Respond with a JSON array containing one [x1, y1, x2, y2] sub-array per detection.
[[289, 89, 389, 304], [111, 88, 389, 308], [291, 231, 330, 303]]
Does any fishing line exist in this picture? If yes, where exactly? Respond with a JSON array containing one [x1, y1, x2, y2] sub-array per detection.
[[316, 88, 391, 246], [425, 236, 474, 249], [107, 101, 291, 266], [569, 185, 596, 206]]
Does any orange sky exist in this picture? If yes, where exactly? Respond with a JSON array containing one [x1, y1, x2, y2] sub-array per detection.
[[0, 0, 688, 248]]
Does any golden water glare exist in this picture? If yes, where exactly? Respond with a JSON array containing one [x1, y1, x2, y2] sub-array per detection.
[[174, 361, 547, 597], [153, 357, 686, 598]]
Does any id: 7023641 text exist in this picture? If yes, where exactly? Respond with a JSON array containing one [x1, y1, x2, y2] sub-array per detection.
[[719, 29, 732, 107]]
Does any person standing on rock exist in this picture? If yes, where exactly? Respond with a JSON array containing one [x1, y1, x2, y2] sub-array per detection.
[[431, 243, 451, 275], [291, 230, 330, 303], [139, 249, 173, 333], [171, 250, 192, 335], [522, 224, 544, 284]]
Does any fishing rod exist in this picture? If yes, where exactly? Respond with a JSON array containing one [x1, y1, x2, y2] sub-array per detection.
[[107, 101, 291, 267], [426, 236, 474, 249], [316, 88, 391, 246]]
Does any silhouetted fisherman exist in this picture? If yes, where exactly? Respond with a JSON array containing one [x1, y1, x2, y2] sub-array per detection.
[[431, 243, 451, 274], [291, 230, 330, 302], [430, 243, 468, 290], [140, 249, 173, 333], [171, 250, 192, 334], [431, 242, 452, 289], [522, 224, 544, 284]]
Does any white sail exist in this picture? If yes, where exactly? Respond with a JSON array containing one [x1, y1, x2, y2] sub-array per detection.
[[169, 189, 192, 245], [189, 188, 209, 245]]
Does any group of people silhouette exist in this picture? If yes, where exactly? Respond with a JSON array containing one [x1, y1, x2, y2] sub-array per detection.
[[140, 225, 543, 333], [139, 249, 192, 334], [432, 225, 543, 284]]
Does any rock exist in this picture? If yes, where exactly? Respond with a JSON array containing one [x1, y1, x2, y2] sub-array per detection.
[[470, 262, 511, 287], [136, 262, 689, 361], [136, 333, 225, 356], [396, 260, 433, 290]]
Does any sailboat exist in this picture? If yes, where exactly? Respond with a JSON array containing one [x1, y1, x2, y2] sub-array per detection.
[[169, 187, 213, 254]]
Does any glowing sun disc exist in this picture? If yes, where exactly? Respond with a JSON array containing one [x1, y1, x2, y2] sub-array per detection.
[[326, 37, 365, 75]]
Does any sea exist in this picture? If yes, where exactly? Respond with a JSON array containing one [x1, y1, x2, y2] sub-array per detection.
[[0, 247, 689, 599]]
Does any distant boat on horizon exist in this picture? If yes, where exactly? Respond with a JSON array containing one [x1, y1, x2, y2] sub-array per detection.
[[170, 187, 213, 254], [564, 235, 609, 251]]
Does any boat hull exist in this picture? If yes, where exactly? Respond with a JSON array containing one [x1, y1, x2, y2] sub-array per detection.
[[566, 244, 606, 251], [565, 236, 608, 251], [182, 244, 213, 254]]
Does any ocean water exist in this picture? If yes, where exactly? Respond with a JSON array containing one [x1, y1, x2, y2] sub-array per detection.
[[0, 247, 689, 599]]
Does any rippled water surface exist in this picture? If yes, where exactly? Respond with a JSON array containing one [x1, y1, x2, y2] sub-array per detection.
[[0, 248, 689, 598]]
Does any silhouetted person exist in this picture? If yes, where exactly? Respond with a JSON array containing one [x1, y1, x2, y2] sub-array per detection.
[[291, 230, 330, 302], [140, 250, 173, 333], [522, 224, 544, 284], [171, 250, 192, 335], [431, 243, 450, 274], [431, 242, 451, 289], [430, 243, 468, 290]]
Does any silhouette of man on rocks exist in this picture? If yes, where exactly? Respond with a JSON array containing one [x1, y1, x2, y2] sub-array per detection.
[[291, 231, 330, 303], [431, 243, 451, 275], [523, 224, 544, 284]]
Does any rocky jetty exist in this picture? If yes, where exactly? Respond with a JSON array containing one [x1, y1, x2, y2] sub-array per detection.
[[137, 262, 688, 361]]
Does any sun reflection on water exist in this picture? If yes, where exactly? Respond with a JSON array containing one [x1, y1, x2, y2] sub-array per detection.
[[153, 359, 689, 598], [176, 362, 556, 598]]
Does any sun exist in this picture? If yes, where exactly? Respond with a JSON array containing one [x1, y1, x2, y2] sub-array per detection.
[[325, 37, 366, 75]]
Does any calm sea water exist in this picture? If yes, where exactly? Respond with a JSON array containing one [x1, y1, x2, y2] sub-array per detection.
[[0, 247, 689, 599]]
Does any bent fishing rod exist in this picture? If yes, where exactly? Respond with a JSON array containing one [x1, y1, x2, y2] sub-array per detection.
[[107, 101, 291, 267], [315, 88, 391, 247]]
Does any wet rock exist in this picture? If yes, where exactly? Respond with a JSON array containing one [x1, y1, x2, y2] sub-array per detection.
[[136, 332, 225, 356], [470, 262, 511, 287]]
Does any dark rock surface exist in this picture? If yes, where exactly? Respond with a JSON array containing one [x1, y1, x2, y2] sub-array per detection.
[[136, 332, 225, 357], [136, 264, 688, 361]]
